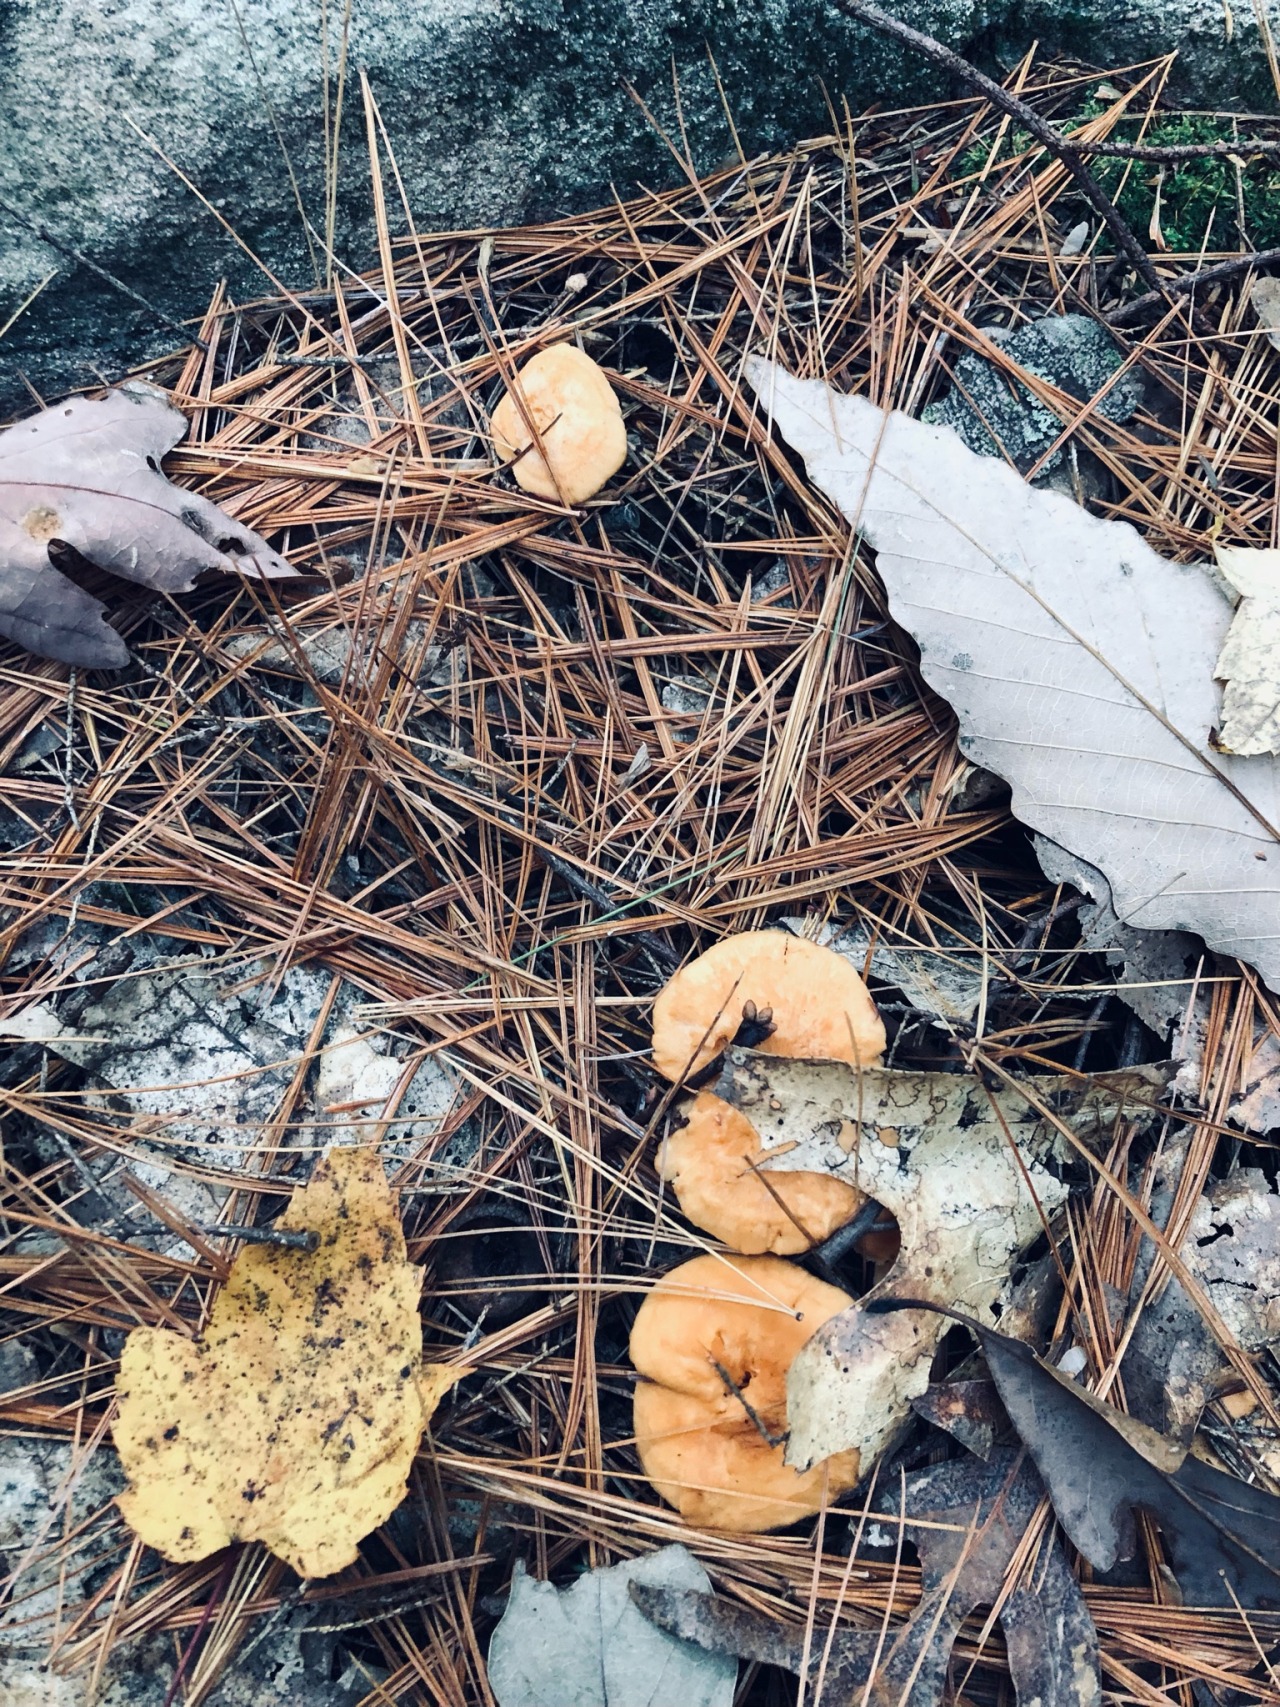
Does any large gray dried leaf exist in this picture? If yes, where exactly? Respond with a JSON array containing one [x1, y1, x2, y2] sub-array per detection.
[[746, 358, 1280, 994], [713, 1048, 1166, 1469], [487, 1546, 736, 1707], [1252, 276, 1280, 351], [0, 382, 294, 666]]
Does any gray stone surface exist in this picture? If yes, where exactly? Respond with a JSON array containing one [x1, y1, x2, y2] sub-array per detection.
[[923, 313, 1145, 472], [0, 0, 1273, 412]]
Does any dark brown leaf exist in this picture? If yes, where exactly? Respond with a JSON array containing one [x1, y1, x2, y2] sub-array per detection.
[[0, 382, 295, 666], [631, 1451, 1099, 1707], [911, 1378, 1008, 1461], [884, 1301, 1280, 1608]]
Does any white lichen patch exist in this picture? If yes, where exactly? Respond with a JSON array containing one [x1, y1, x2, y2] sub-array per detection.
[[0, 939, 465, 1236], [313, 1020, 457, 1163]]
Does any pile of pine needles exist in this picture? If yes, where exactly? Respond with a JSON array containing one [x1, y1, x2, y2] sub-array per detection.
[[5, 46, 1280, 1707]]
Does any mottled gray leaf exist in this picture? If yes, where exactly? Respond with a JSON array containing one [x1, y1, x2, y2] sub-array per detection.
[[713, 1049, 1167, 1469], [746, 358, 1280, 995], [487, 1546, 736, 1707], [0, 382, 295, 666]]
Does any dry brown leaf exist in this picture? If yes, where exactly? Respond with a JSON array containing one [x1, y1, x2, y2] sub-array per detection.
[[113, 1146, 454, 1578], [0, 382, 295, 667]]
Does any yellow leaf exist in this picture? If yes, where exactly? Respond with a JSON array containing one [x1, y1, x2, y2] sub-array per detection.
[[113, 1147, 454, 1578]]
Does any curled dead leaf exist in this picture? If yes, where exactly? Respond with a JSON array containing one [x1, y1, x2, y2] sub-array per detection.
[[0, 382, 296, 667], [895, 1302, 1280, 1610], [113, 1146, 456, 1578]]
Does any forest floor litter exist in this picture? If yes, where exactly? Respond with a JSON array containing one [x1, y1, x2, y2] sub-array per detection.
[[6, 41, 1280, 1707]]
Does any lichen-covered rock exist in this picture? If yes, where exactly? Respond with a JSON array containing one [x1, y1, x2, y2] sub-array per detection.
[[2, 0, 1263, 413], [0, 933, 469, 1259], [923, 314, 1144, 472]]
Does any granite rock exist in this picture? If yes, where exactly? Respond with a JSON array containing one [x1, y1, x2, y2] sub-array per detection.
[[1, 0, 1269, 411]]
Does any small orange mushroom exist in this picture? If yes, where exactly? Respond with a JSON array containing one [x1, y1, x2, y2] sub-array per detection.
[[491, 344, 627, 504], [658, 1091, 862, 1256], [630, 1253, 860, 1530], [650, 930, 885, 1084]]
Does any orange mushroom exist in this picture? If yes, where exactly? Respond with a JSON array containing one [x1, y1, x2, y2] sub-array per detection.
[[650, 932, 886, 1255], [630, 1253, 860, 1530], [650, 930, 885, 1084], [491, 344, 626, 504], [657, 1091, 862, 1256]]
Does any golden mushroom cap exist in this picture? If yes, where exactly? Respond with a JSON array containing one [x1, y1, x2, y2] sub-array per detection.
[[658, 1091, 863, 1256], [491, 344, 627, 504], [651, 929, 886, 1083], [630, 1253, 859, 1531]]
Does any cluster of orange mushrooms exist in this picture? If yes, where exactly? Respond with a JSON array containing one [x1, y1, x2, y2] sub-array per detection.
[[485, 365, 894, 1534], [632, 931, 891, 1532]]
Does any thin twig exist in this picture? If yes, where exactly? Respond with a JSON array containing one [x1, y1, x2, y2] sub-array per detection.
[[711, 1357, 788, 1448], [826, 0, 1165, 295], [1109, 243, 1280, 322]]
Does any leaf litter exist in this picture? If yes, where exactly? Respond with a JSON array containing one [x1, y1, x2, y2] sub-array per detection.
[[714, 1045, 1167, 1468], [887, 1303, 1280, 1611], [6, 54, 1280, 1707], [633, 1451, 1100, 1707]]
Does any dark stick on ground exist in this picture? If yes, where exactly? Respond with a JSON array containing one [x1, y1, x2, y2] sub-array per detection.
[[826, 0, 1167, 300], [1109, 244, 1280, 323], [1072, 137, 1280, 163]]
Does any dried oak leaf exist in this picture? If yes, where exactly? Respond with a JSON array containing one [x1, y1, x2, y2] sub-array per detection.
[[113, 1146, 456, 1578], [0, 382, 294, 667], [895, 1303, 1280, 1609], [714, 1048, 1167, 1470], [632, 1450, 1099, 1707]]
